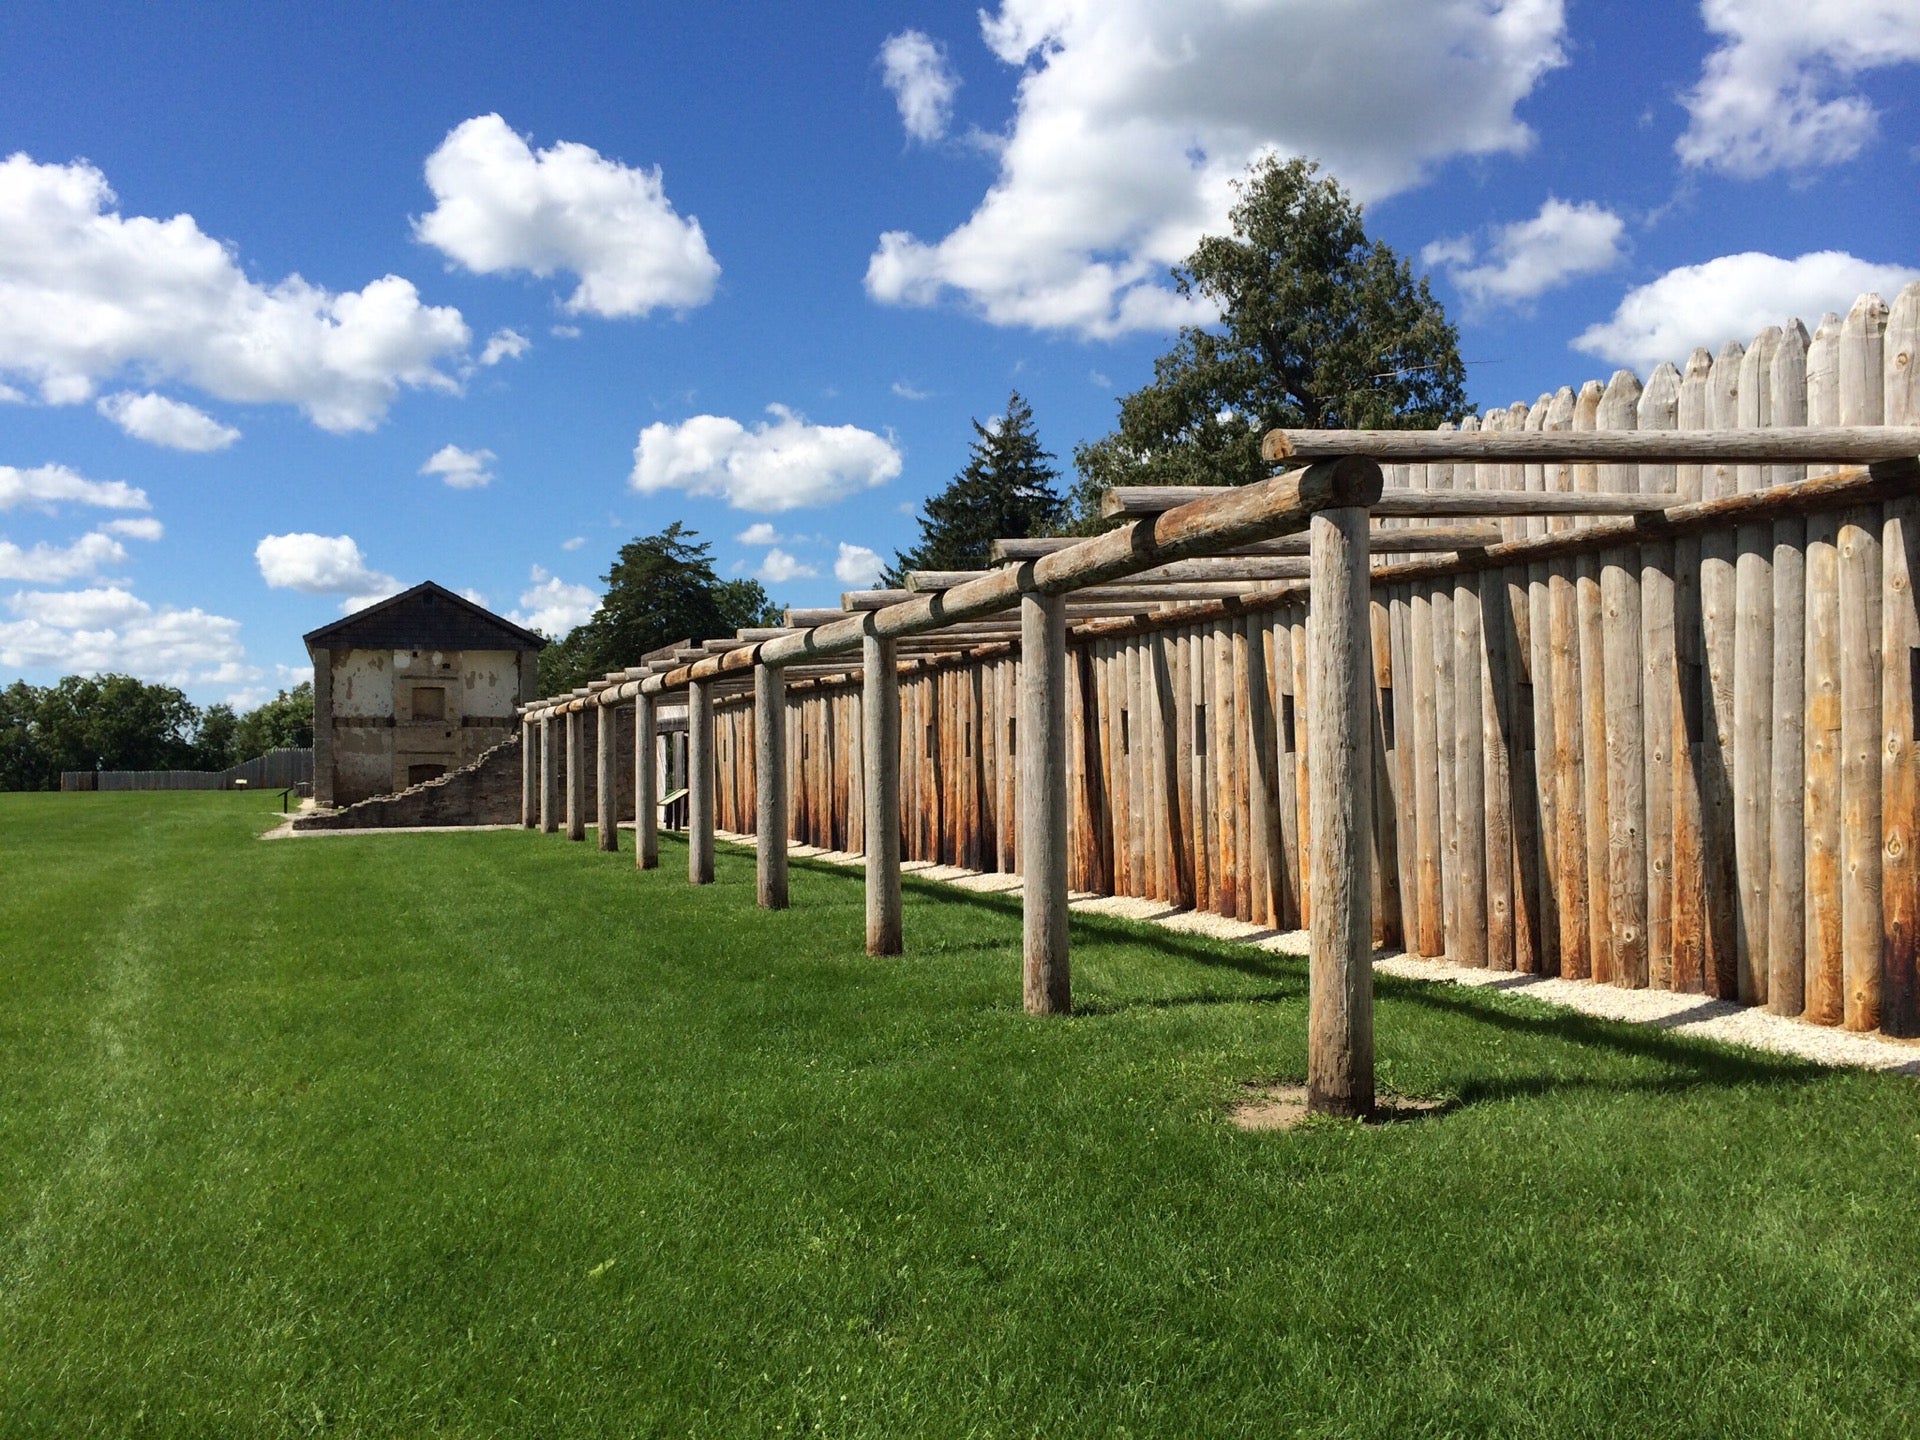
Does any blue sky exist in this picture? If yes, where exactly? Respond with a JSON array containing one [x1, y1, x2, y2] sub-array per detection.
[[1, 0, 1915, 706]]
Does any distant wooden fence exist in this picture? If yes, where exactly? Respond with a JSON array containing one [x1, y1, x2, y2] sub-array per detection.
[[697, 288, 1920, 1035], [61, 748, 314, 793]]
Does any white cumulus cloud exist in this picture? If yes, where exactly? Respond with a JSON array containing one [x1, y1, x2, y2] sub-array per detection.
[[102, 516, 163, 541], [1425, 198, 1627, 308], [1574, 250, 1920, 373], [0, 463, 148, 513], [421, 443, 496, 489], [757, 547, 819, 583], [0, 152, 470, 432], [631, 404, 903, 512], [735, 522, 783, 545], [866, 0, 1568, 338], [881, 30, 961, 143], [833, 542, 886, 587], [95, 391, 241, 451], [0, 592, 253, 685], [1676, 0, 1920, 176], [478, 328, 530, 365], [510, 574, 600, 636], [6, 584, 149, 629], [254, 533, 402, 611], [0, 531, 127, 584], [415, 114, 720, 320]]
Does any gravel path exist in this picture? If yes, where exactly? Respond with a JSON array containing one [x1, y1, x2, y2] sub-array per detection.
[[761, 834, 1920, 1077]]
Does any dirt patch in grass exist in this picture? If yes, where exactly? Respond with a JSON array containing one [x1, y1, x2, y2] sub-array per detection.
[[1229, 1083, 1453, 1131]]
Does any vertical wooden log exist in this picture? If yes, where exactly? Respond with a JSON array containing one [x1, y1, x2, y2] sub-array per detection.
[[1733, 328, 1780, 1003], [1308, 506, 1375, 1118], [1503, 400, 1543, 972], [1637, 365, 1681, 990], [1701, 342, 1744, 997], [1369, 595, 1403, 947], [1389, 586, 1419, 949], [1672, 350, 1713, 993], [1767, 320, 1810, 1014], [634, 693, 658, 870], [1573, 380, 1614, 980], [688, 679, 715, 884], [1476, 411, 1514, 970], [595, 702, 618, 853], [539, 715, 558, 834], [1408, 461, 1444, 953], [1292, 614, 1313, 927], [521, 718, 537, 828], [1021, 593, 1070, 1015], [1159, 629, 1190, 902], [1213, 620, 1239, 916], [1883, 282, 1920, 1035], [1802, 315, 1845, 1019], [1600, 369, 1648, 987], [755, 664, 789, 909], [1523, 395, 1561, 973], [1451, 417, 1488, 967], [1545, 388, 1590, 977], [1840, 293, 1888, 1029], [566, 707, 587, 843], [1273, 617, 1301, 926], [865, 632, 903, 954]]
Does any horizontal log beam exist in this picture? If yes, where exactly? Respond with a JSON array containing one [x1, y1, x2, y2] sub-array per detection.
[[1263, 424, 1920, 466], [520, 456, 1382, 715], [1102, 486, 1671, 520], [988, 524, 1500, 561]]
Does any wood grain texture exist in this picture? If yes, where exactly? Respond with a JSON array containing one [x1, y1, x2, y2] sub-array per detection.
[[755, 664, 788, 909], [1883, 283, 1920, 1035], [566, 707, 587, 844], [1839, 294, 1887, 1029], [1308, 507, 1375, 1117], [1766, 321, 1810, 1014], [688, 679, 715, 885], [1021, 593, 1071, 1014]]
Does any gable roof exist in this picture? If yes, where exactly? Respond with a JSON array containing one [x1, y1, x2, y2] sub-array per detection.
[[303, 581, 548, 652]]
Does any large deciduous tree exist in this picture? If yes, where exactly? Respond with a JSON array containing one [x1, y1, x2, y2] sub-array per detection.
[[888, 391, 1065, 584], [537, 523, 780, 694], [1068, 156, 1467, 526]]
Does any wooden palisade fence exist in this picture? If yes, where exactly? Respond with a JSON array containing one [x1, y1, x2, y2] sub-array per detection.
[[518, 286, 1920, 1116]]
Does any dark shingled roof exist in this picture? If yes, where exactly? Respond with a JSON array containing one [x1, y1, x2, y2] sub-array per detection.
[[303, 581, 547, 652]]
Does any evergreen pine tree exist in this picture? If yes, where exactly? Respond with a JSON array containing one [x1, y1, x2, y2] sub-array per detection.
[[888, 392, 1065, 585]]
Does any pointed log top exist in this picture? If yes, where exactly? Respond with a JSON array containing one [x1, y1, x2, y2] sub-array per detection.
[[1843, 292, 1889, 334], [1684, 348, 1714, 380]]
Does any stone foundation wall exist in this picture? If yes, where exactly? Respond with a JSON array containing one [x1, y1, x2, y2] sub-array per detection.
[[292, 733, 523, 830]]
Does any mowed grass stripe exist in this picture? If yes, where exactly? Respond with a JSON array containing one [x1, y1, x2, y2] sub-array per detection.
[[1, 792, 1916, 1437]]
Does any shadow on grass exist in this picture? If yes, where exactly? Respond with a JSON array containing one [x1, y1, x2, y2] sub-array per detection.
[[1382, 974, 1837, 1098], [707, 837, 1852, 1098]]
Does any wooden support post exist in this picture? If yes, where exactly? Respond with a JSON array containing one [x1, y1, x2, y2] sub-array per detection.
[[689, 678, 715, 884], [521, 718, 536, 828], [756, 664, 789, 909], [539, 715, 558, 834], [1308, 506, 1375, 1118], [634, 693, 658, 870], [864, 631, 903, 954], [1021, 592, 1071, 1014], [565, 707, 586, 842], [596, 702, 618, 853]]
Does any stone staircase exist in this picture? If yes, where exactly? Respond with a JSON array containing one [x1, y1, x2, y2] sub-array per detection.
[[293, 733, 524, 831]]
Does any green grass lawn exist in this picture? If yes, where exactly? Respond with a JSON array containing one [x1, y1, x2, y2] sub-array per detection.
[[2, 793, 1916, 1437]]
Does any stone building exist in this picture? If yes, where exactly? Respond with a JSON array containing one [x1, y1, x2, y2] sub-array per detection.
[[304, 582, 545, 808]]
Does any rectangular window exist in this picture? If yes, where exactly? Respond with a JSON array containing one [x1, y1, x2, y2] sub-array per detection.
[[412, 686, 446, 721], [407, 762, 446, 786]]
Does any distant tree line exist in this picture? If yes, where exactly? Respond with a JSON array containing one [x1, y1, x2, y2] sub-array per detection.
[[0, 676, 313, 792]]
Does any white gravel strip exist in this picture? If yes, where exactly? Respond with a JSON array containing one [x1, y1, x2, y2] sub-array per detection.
[[757, 832, 1920, 1076]]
